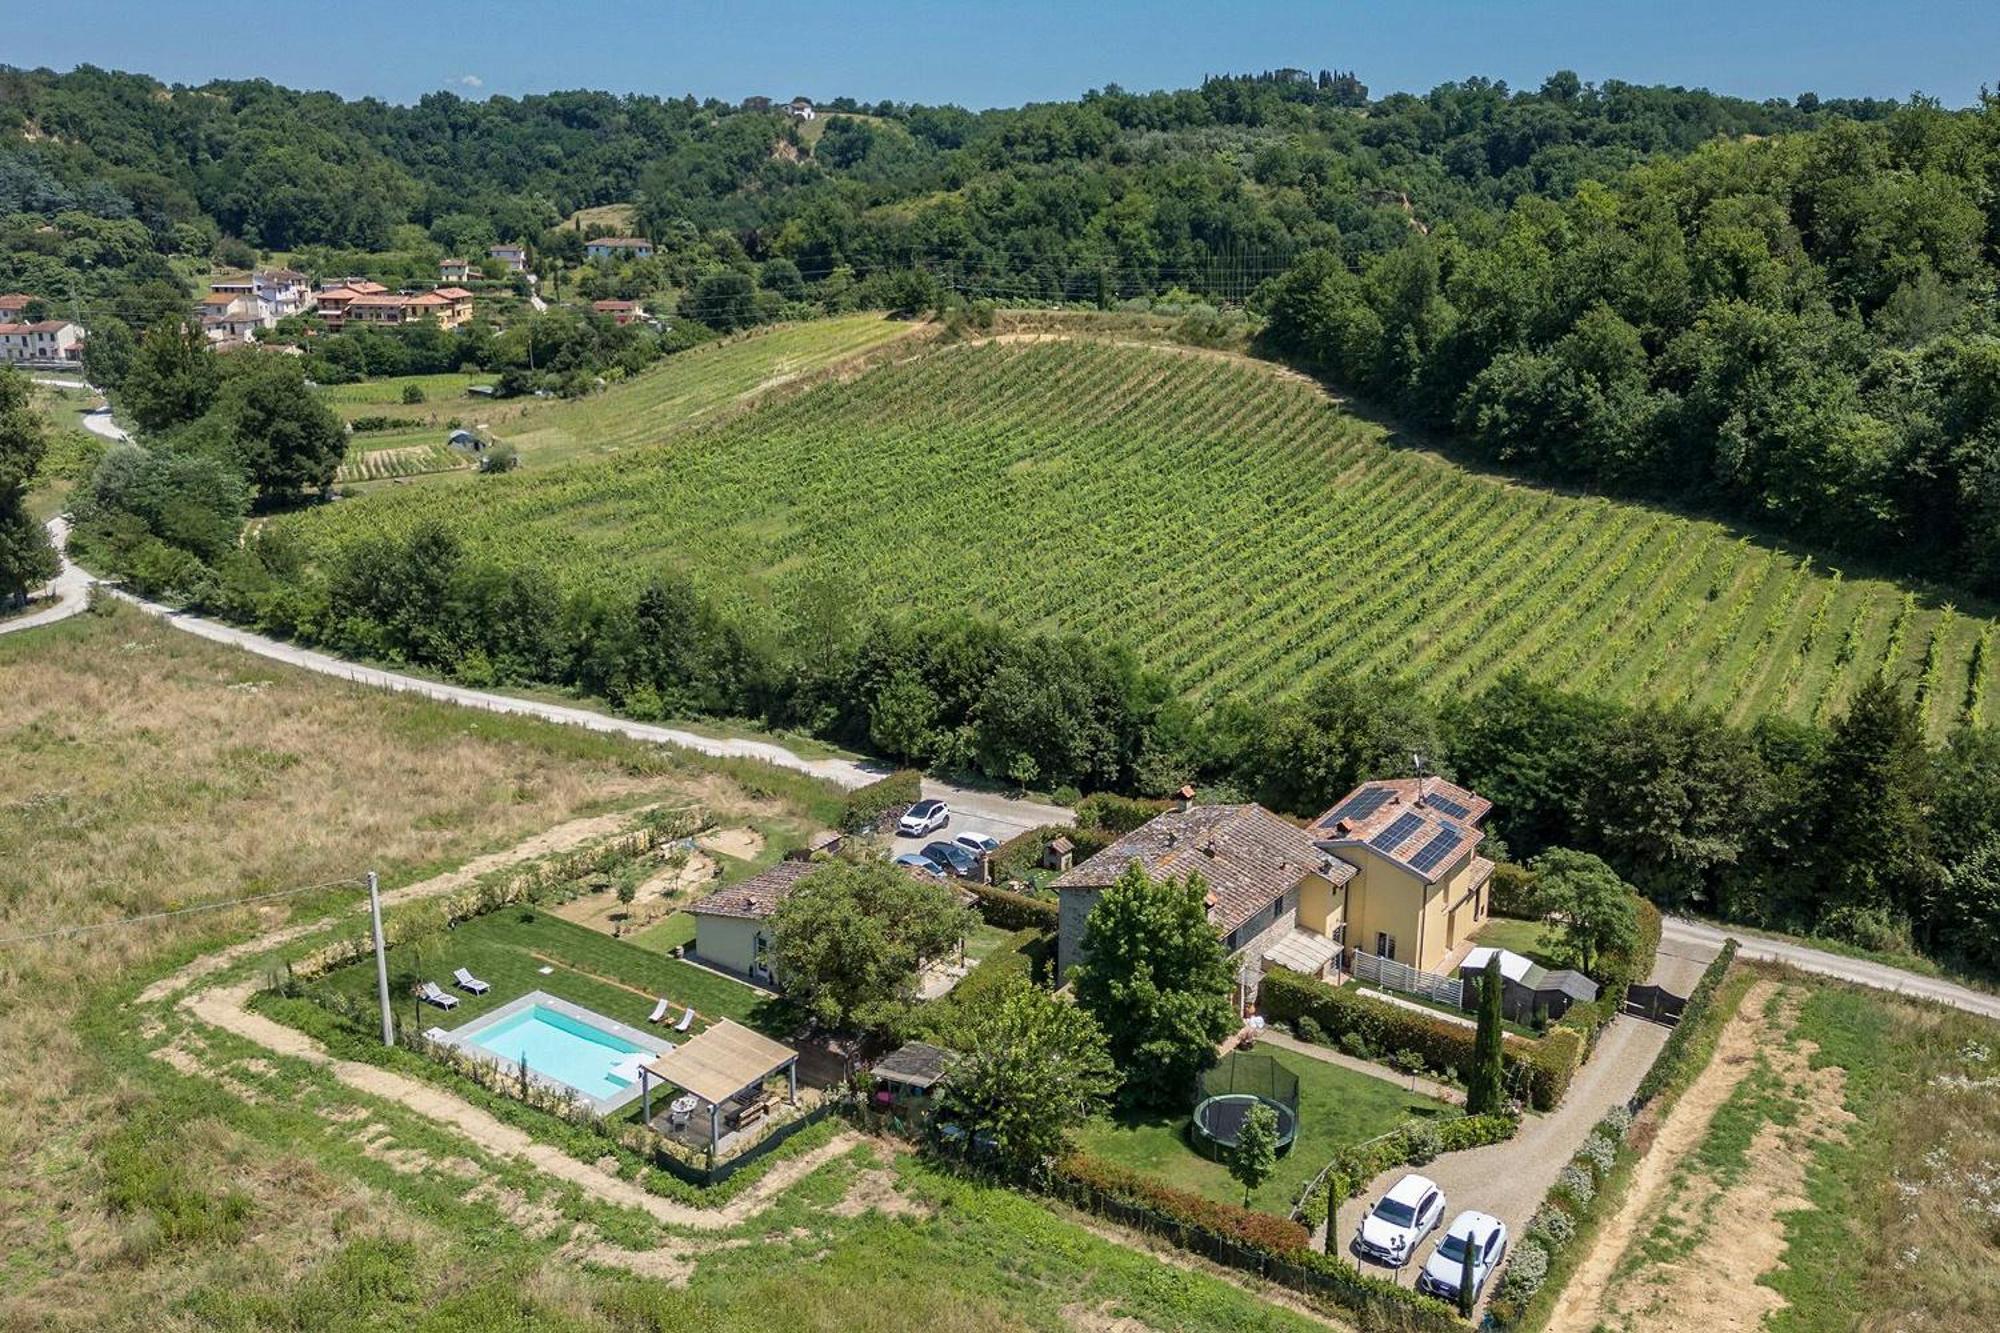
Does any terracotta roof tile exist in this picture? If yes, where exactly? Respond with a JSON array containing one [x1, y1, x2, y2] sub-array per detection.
[[1308, 778, 1489, 884]]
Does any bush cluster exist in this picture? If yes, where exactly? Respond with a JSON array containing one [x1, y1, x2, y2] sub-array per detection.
[[1053, 1152, 1309, 1253], [839, 769, 922, 833], [961, 880, 1060, 931]]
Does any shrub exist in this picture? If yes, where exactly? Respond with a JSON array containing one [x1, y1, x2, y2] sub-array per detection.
[[962, 879, 1059, 930], [1401, 1120, 1441, 1165], [1074, 791, 1170, 834], [479, 441, 520, 474], [1596, 1104, 1634, 1142], [1634, 939, 1738, 1105], [1553, 1163, 1595, 1207], [1054, 1153, 1307, 1252], [1576, 1132, 1617, 1178], [1295, 1015, 1326, 1045], [1525, 1204, 1575, 1250], [839, 769, 923, 833], [1488, 861, 1539, 917], [401, 383, 427, 404], [1338, 1029, 1372, 1060], [1496, 1239, 1550, 1303]]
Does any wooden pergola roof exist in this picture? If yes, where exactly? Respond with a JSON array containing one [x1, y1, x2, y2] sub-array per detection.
[[641, 1018, 797, 1106]]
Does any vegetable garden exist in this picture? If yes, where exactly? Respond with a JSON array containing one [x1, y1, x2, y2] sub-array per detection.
[[276, 335, 2000, 739]]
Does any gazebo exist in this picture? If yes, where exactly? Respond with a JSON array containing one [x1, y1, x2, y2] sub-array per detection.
[[636, 1018, 800, 1154]]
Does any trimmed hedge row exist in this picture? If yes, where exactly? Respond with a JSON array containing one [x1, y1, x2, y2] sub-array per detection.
[[839, 769, 922, 833], [1487, 937, 1740, 1328], [1050, 1152, 1464, 1333], [1261, 968, 1582, 1110], [1074, 791, 1173, 834], [963, 879, 1060, 930], [1295, 1112, 1519, 1231]]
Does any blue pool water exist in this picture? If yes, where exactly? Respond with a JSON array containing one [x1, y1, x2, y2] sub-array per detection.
[[465, 1004, 647, 1101]]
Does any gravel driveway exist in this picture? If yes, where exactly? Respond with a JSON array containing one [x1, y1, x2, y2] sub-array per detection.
[[1325, 935, 1714, 1304]]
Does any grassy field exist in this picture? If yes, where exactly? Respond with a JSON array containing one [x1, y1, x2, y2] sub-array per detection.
[[312, 907, 783, 1035], [1555, 973, 2000, 1333], [275, 331, 2000, 739], [1075, 1048, 1448, 1215], [0, 606, 1323, 1332]]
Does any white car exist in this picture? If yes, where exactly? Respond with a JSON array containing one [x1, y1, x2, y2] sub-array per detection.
[[953, 831, 1001, 856], [1416, 1210, 1507, 1304], [897, 798, 950, 838], [1353, 1173, 1446, 1267]]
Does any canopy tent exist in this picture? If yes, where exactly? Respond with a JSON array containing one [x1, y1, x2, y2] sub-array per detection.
[[637, 1018, 799, 1152]]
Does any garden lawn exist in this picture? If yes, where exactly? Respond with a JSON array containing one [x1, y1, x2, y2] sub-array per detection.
[[1471, 915, 1563, 968], [1076, 1048, 1448, 1215], [315, 907, 781, 1036]]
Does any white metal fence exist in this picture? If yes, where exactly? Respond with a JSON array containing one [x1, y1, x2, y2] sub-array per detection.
[[1349, 949, 1463, 1006]]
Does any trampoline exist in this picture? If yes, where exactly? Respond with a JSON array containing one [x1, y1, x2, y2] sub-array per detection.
[[1188, 1052, 1300, 1160]]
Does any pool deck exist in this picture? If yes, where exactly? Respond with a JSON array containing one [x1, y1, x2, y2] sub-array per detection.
[[434, 990, 676, 1115]]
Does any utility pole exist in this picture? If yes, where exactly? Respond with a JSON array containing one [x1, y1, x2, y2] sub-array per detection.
[[368, 870, 394, 1047]]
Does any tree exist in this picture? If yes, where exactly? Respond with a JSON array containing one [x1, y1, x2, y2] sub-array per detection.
[[1465, 954, 1506, 1115], [1232, 673, 1441, 817], [1811, 674, 1936, 941], [935, 977, 1117, 1171], [869, 669, 941, 763], [1227, 1101, 1280, 1206], [216, 354, 346, 500], [1070, 864, 1237, 1107], [121, 318, 219, 433], [82, 316, 136, 391], [0, 370, 58, 604], [1529, 848, 1638, 977], [768, 858, 977, 1032], [681, 270, 759, 332]]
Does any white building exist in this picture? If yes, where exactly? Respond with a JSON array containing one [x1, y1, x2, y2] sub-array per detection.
[[787, 98, 816, 120], [253, 268, 315, 318], [0, 319, 84, 365]]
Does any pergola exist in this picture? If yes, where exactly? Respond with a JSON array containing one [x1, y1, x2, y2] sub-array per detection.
[[636, 1018, 799, 1153]]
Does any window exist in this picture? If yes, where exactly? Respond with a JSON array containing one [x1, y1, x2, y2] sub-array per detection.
[[1377, 932, 1397, 961]]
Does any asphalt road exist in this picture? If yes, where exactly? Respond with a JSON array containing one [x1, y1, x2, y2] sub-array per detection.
[[0, 517, 90, 638], [1663, 915, 2000, 1021]]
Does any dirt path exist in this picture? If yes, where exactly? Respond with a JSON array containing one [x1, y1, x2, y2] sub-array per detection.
[[137, 809, 646, 1005], [1548, 980, 1850, 1333]]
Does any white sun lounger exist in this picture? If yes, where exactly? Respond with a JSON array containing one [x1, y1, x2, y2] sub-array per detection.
[[453, 967, 490, 995], [648, 997, 670, 1024], [418, 981, 458, 1010], [674, 1005, 696, 1032]]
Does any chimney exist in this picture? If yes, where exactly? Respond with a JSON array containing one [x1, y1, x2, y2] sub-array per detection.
[[1333, 818, 1354, 837], [1177, 783, 1197, 812], [1201, 837, 1218, 858]]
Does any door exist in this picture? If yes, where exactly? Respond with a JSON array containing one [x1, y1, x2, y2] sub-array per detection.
[[1376, 932, 1397, 961]]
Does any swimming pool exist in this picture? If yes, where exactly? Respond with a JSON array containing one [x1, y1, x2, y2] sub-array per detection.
[[442, 992, 672, 1112]]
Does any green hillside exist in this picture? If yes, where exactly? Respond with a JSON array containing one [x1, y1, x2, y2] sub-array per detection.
[[279, 334, 2000, 739]]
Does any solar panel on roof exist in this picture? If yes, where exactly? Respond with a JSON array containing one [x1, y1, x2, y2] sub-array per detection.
[[1368, 812, 1423, 852], [1425, 793, 1471, 820], [1407, 827, 1463, 876], [1318, 787, 1391, 827]]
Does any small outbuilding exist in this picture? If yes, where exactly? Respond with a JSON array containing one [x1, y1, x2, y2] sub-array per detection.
[[1041, 835, 1074, 873], [447, 428, 486, 453], [869, 1040, 957, 1110], [1458, 945, 1600, 1024]]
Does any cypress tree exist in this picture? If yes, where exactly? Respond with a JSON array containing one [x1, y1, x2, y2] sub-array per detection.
[[1466, 954, 1506, 1114]]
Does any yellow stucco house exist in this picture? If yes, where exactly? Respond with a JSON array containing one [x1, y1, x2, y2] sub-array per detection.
[[1052, 778, 1495, 997]]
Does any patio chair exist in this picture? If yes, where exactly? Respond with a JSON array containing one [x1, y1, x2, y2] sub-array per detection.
[[452, 967, 490, 995], [418, 981, 458, 1010], [648, 997, 670, 1024], [674, 1005, 696, 1032]]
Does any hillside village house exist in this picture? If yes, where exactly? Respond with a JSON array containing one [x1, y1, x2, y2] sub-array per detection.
[[591, 298, 644, 325], [787, 98, 816, 120], [686, 858, 975, 988], [318, 286, 472, 332], [439, 257, 473, 283], [1053, 778, 1495, 1002], [488, 243, 527, 273], [0, 319, 83, 365], [584, 236, 653, 261], [253, 267, 313, 318], [0, 293, 39, 320]]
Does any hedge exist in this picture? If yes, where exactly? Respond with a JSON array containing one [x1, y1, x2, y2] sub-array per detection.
[[1050, 1152, 1464, 1333], [1634, 938, 1738, 1105], [1488, 862, 1537, 916], [1294, 1112, 1519, 1231], [1260, 967, 1582, 1111], [963, 879, 1060, 930], [1074, 792, 1172, 834], [839, 769, 923, 833]]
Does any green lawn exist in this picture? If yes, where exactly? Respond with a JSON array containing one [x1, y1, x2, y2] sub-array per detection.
[[1471, 915, 1563, 968], [321, 372, 490, 407], [316, 907, 783, 1037], [963, 921, 1015, 964], [1075, 1048, 1449, 1215]]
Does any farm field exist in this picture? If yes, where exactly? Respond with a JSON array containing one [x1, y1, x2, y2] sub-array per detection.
[[0, 608, 1320, 1333], [1546, 974, 2000, 1333], [278, 333, 2000, 739]]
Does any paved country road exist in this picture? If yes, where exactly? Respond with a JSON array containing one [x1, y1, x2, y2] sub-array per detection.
[[0, 517, 90, 638], [1663, 915, 2000, 1021]]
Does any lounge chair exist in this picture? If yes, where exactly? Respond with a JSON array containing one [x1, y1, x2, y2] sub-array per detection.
[[418, 981, 458, 1010], [674, 1005, 696, 1032], [452, 967, 490, 995], [648, 997, 670, 1024]]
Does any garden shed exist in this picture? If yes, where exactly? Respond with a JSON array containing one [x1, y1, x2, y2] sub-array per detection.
[[1457, 945, 1599, 1023]]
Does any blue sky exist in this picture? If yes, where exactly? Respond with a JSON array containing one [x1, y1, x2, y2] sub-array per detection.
[[4, 0, 1995, 109]]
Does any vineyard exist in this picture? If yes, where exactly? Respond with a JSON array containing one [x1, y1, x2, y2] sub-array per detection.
[[278, 335, 2000, 739], [334, 441, 471, 483]]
